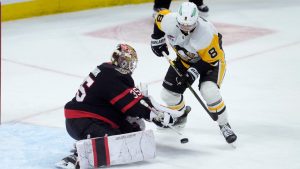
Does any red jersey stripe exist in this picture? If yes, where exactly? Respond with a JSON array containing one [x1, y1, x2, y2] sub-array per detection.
[[121, 95, 144, 113], [64, 109, 119, 129], [110, 88, 132, 105]]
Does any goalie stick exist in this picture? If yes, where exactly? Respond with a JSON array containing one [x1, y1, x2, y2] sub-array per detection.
[[140, 100, 189, 144]]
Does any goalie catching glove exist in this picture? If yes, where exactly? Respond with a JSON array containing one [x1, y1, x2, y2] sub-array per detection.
[[146, 96, 184, 127]]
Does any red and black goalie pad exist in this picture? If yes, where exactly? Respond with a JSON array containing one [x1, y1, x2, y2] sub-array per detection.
[[91, 135, 110, 167]]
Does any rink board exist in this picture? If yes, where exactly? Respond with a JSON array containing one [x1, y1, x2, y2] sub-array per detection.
[[1, 0, 153, 21]]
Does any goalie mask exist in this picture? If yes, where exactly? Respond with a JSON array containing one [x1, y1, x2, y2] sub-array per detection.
[[176, 2, 199, 33], [112, 44, 138, 74]]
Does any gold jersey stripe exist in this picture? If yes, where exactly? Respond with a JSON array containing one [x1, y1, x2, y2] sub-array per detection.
[[167, 100, 186, 111], [155, 9, 171, 31], [180, 59, 191, 69], [208, 100, 225, 113], [217, 60, 226, 87], [197, 34, 225, 64]]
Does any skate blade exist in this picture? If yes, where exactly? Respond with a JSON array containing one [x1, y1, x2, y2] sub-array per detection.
[[229, 141, 237, 149], [55, 161, 76, 169]]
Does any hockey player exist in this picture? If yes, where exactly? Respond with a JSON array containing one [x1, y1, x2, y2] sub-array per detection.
[[150, 2, 237, 144], [153, 0, 209, 18], [56, 44, 184, 169]]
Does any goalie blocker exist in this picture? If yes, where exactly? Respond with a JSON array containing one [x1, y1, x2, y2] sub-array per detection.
[[76, 130, 155, 168]]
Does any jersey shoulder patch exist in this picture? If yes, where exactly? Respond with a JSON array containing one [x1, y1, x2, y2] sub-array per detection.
[[191, 20, 224, 63], [195, 33, 224, 63], [155, 9, 171, 31], [157, 13, 178, 35]]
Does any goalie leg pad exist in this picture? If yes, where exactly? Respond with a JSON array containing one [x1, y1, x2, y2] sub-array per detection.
[[76, 130, 156, 168]]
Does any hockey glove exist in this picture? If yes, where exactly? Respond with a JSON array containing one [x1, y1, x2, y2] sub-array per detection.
[[151, 36, 169, 57], [178, 67, 199, 84], [148, 96, 183, 127], [150, 110, 175, 127], [126, 116, 146, 131], [136, 82, 148, 97]]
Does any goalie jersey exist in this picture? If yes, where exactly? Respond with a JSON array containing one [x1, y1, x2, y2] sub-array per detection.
[[64, 62, 151, 129], [154, 9, 225, 65]]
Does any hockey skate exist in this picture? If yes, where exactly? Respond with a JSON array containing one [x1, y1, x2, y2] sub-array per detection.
[[197, 4, 209, 18], [172, 106, 191, 129], [219, 123, 237, 144], [55, 151, 79, 169], [156, 106, 191, 130]]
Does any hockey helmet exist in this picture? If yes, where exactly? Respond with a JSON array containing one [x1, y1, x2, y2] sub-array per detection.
[[176, 2, 199, 32], [112, 44, 138, 73]]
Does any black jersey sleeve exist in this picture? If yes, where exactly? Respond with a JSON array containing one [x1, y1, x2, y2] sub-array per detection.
[[100, 64, 151, 120]]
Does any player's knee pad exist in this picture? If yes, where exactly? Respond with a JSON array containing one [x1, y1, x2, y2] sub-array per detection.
[[160, 88, 185, 110], [200, 81, 226, 114]]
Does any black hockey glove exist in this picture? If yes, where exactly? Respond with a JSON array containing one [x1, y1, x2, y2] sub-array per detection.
[[178, 67, 199, 84], [152, 117, 174, 128], [120, 118, 144, 134], [151, 35, 169, 57]]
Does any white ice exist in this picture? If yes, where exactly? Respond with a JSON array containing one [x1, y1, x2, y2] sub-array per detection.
[[1, 0, 300, 169]]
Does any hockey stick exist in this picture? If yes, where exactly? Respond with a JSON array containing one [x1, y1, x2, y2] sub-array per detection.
[[162, 52, 217, 121], [140, 100, 189, 144]]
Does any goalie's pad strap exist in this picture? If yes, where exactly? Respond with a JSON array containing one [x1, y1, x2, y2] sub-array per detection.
[[92, 136, 110, 167]]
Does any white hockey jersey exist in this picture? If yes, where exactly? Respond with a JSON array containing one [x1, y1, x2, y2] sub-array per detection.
[[155, 9, 225, 65]]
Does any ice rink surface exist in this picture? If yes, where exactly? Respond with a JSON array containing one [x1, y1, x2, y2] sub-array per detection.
[[1, 0, 300, 168]]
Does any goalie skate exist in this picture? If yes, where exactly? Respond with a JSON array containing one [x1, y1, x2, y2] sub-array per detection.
[[55, 153, 79, 169]]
